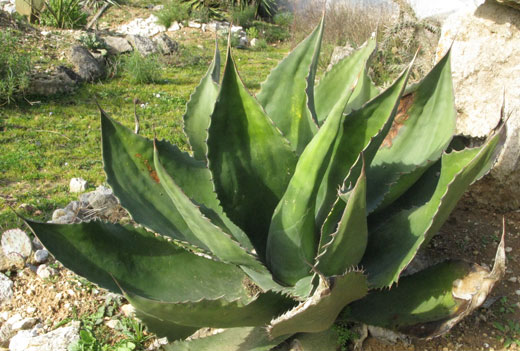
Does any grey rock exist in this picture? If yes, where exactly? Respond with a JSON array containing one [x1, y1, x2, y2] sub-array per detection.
[[64, 201, 83, 214], [237, 36, 248, 48], [36, 265, 57, 280], [188, 20, 201, 28], [11, 318, 38, 331], [27, 66, 79, 97], [102, 35, 133, 55], [69, 177, 87, 193], [496, 0, 520, 10], [368, 325, 409, 344], [436, 0, 520, 210], [33, 250, 49, 264], [32, 238, 43, 251], [9, 321, 80, 351], [0, 274, 13, 305], [0, 323, 13, 347], [2, 229, 32, 259], [153, 33, 178, 54], [51, 209, 75, 224], [68, 45, 105, 81], [88, 186, 118, 216], [127, 35, 158, 55], [167, 22, 181, 31], [327, 43, 354, 71]]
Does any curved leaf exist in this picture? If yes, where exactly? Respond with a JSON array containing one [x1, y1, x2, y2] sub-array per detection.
[[256, 18, 323, 154], [367, 49, 456, 213], [362, 125, 506, 288], [25, 220, 251, 302], [207, 47, 298, 258], [183, 41, 220, 161], [134, 310, 198, 342]]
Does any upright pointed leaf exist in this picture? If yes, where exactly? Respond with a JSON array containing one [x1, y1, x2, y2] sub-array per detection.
[[25, 220, 251, 302], [184, 42, 220, 160], [366, 50, 456, 213], [316, 158, 367, 276], [256, 18, 323, 154], [362, 126, 506, 288], [207, 47, 298, 258], [267, 271, 367, 338], [102, 111, 252, 250], [314, 37, 376, 124]]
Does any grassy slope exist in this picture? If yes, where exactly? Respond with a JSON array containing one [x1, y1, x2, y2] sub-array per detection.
[[0, 40, 288, 230]]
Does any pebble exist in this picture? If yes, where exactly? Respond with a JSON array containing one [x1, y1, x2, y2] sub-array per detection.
[[105, 319, 120, 329], [505, 246, 512, 253], [34, 249, 49, 264], [1, 229, 32, 259], [69, 177, 87, 193], [36, 265, 58, 280], [515, 290, 520, 296], [27, 307, 36, 314]]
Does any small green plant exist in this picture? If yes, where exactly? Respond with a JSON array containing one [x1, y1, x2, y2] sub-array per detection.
[[273, 11, 293, 28], [27, 18, 507, 350], [123, 52, 162, 84], [253, 37, 268, 50], [155, 0, 190, 29], [78, 33, 107, 51], [253, 20, 290, 43], [332, 322, 359, 351], [246, 26, 258, 39], [0, 29, 31, 104], [39, 0, 88, 29], [231, 5, 256, 28], [493, 320, 520, 348]]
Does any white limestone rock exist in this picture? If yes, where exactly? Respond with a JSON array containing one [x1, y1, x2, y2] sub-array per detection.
[[9, 321, 80, 351], [2, 229, 32, 259], [69, 177, 87, 193]]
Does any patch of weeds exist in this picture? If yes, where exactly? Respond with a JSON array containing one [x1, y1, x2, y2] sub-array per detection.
[[0, 29, 32, 104], [123, 52, 163, 84], [493, 320, 520, 349], [497, 296, 517, 315], [230, 5, 256, 28], [253, 20, 290, 43], [190, 6, 211, 23], [39, 0, 88, 29], [252, 38, 268, 50], [246, 26, 259, 39], [78, 33, 108, 51], [120, 317, 152, 346], [332, 322, 359, 351], [273, 11, 293, 28], [155, 0, 190, 28]]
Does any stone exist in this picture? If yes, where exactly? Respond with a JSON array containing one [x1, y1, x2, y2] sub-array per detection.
[[188, 20, 202, 28], [153, 33, 178, 54], [0, 251, 11, 271], [2, 229, 32, 259], [27, 66, 79, 97], [126, 34, 159, 56], [11, 318, 38, 331], [9, 321, 80, 351], [167, 22, 181, 31], [250, 38, 258, 47], [102, 35, 133, 55], [436, 1, 520, 210], [68, 46, 104, 82], [51, 209, 75, 224], [69, 177, 87, 193], [120, 303, 136, 317], [496, 0, 520, 10], [117, 15, 166, 37], [0, 323, 12, 347], [327, 43, 354, 71], [88, 186, 119, 216], [237, 36, 248, 49], [368, 325, 409, 344], [0, 274, 13, 305], [405, 0, 485, 20], [36, 265, 57, 280], [105, 319, 120, 329], [33, 250, 49, 264]]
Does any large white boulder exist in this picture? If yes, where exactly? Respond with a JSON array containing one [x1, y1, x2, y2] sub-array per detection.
[[436, 0, 520, 210], [404, 0, 485, 20]]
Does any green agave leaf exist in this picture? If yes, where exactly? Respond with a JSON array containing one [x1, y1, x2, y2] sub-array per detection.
[[207, 46, 298, 258], [266, 67, 358, 285], [256, 18, 323, 154], [267, 271, 367, 338], [315, 61, 413, 231], [24, 220, 251, 302], [366, 49, 456, 213], [101, 110, 252, 250], [344, 234, 505, 339], [153, 142, 262, 270], [343, 67, 379, 116], [166, 327, 291, 351], [183, 40, 220, 161], [123, 287, 295, 328], [362, 125, 506, 288], [316, 157, 367, 276], [314, 37, 376, 125], [134, 310, 198, 341]]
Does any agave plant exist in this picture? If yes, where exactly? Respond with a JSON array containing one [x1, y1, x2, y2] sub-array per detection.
[[26, 19, 507, 350]]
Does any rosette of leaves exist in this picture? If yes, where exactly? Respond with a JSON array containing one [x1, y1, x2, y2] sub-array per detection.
[[26, 19, 507, 350]]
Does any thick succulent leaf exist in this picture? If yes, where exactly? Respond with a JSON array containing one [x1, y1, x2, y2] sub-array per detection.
[[166, 327, 291, 351], [25, 220, 251, 302], [123, 287, 295, 328], [314, 37, 376, 125], [362, 125, 506, 288], [207, 47, 298, 258], [316, 157, 367, 276], [315, 62, 413, 229], [267, 271, 367, 338], [134, 310, 198, 341], [256, 18, 323, 154], [183, 41, 220, 160], [366, 50, 456, 213], [266, 70, 358, 285], [343, 68, 379, 116], [344, 233, 506, 338], [101, 111, 252, 250], [153, 143, 262, 269]]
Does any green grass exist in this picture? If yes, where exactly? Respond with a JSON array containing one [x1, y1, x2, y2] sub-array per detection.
[[0, 39, 288, 231]]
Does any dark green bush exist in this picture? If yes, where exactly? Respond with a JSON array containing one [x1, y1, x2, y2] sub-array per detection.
[[231, 5, 256, 28], [0, 30, 31, 104]]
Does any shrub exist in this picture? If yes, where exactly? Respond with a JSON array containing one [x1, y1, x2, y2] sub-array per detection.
[[230, 5, 255, 28], [254, 20, 289, 43], [0, 30, 31, 104], [39, 0, 88, 29], [123, 51, 162, 84], [273, 11, 293, 28], [246, 26, 258, 39], [155, 0, 190, 29], [78, 33, 107, 51]]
